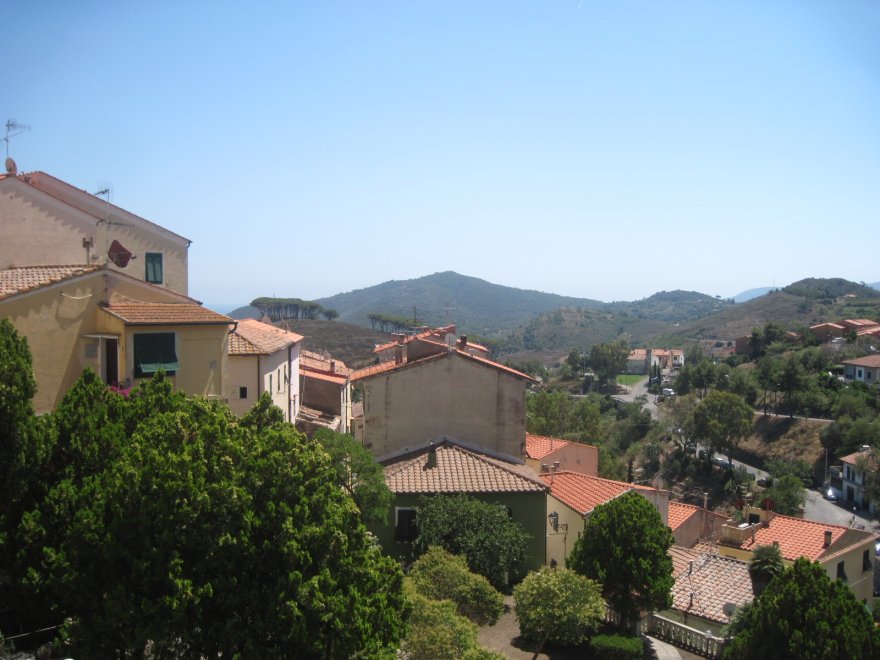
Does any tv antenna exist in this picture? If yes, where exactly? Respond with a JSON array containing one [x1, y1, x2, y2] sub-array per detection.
[[3, 119, 30, 158]]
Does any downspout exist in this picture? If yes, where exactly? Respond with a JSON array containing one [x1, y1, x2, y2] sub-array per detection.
[[288, 344, 293, 423]]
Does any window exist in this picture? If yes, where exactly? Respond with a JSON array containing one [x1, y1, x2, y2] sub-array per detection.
[[239, 386, 248, 399], [864, 549, 872, 572], [277, 368, 282, 392], [837, 561, 848, 582], [145, 252, 163, 284], [269, 373, 273, 394], [394, 508, 418, 543], [133, 333, 177, 378]]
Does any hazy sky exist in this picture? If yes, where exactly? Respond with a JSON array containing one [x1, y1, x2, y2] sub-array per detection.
[[6, 1, 879, 311]]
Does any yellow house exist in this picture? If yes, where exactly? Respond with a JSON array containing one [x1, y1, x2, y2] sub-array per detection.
[[541, 470, 670, 569], [227, 318, 303, 422], [1, 169, 190, 295], [0, 264, 231, 412], [714, 506, 875, 607]]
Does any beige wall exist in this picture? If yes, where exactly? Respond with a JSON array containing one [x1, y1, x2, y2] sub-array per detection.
[[360, 351, 527, 457], [546, 494, 586, 568], [526, 444, 599, 477], [1, 270, 226, 412], [0, 177, 189, 295], [228, 355, 260, 417]]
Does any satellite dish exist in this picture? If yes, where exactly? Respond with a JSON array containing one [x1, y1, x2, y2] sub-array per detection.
[[722, 602, 737, 617], [5, 157, 16, 175]]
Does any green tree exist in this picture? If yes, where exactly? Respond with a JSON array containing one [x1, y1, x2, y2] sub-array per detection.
[[401, 589, 498, 660], [514, 568, 605, 655], [568, 491, 673, 630], [5, 372, 406, 658], [588, 339, 630, 391], [778, 354, 807, 418], [724, 558, 880, 659], [691, 390, 754, 465], [314, 428, 393, 524], [407, 546, 504, 625], [748, 544, 784, 595], [415, 493, 531, 590]]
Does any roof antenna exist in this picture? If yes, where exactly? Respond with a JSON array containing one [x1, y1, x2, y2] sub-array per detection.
[[3, 119, 30, 159]]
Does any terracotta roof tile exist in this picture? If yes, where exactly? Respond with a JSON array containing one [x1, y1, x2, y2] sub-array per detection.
[[383, 443, 547, 494], [734, 514, 853, 561], [103, 302, 232, 325], [525, 434, 570, 460], [670, 548, 755, 623], [668, 502, 701, 531], [300, 349, 350, 375], [301, 369, 347, 385], [843, 355, 880, 368], [228, 318, 301, 355], [541, 471, 643, 515], [0, 265, 101, 299], [352, 348, 535, 382], [839, 448, 876, 467]]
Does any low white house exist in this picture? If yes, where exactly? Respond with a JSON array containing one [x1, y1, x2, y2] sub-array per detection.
[[227, 319, 302, 421]]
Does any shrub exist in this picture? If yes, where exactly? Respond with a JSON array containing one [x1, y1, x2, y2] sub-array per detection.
[[513, 568, 605, 648], [589, 633, 644, 659], [401, 590, 479, 660], [407, 547, 505, 625]]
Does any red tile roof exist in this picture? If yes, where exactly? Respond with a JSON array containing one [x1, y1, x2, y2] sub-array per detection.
[[843, 355, 880, 369], [300, 349, 350, 376], [541, 471, 641, 515], [669, 547, 755, 623], [383, 442, 547, 494], [733, 514, 852, 561], [668, 501, 701, 531], [525, 434, 570, 460], [102, 302, 232, 325], [0, 265, 101, 299], [839, 448, 876, 467], [301, 369, 347, 385], [228, 318, 302, 355]]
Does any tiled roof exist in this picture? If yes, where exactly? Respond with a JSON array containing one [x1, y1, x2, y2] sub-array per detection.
[[670, 547, 754, 623], [842, 319, 878, 328], [628, 349, 647, 359], [383, 442, 547, 494], [0, 265, 101, 299], [228, 318, 302, 355], [668, 501, 701, 531], [541, 471, 641, 515], [734, 514, 853, 561], [301, 369, 347, 385], [300, 349, 350, 376], [839, 448, 876, 467], [810, 322, 845, 330], [353, 346, 534, 382], [525, 434, 570, 460], [843, 355, 880, 368], [102, 303, 232, 325]]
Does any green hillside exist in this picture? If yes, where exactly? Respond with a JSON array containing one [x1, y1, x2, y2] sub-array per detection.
[[315, 271, 603, 337]]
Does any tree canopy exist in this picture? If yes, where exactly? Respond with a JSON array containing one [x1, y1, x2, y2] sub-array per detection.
[[0, 340, 405, 658], [568, 491, 673, 629], [724, 558, 880, 659], [588, 339, 630, 391], [691, 390, 754, 464], [414, 493, 531, 590]]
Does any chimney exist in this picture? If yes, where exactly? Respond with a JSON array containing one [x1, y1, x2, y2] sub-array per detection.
[[541, 464, 549, 473], [772, 540, 779, 548], [823, 530, 832, 547], [424, 446, 437, 470], [688, 560, 694, 575], [330, 360, 336, 374], [396, 334, 406, 345], [553, 461, 561, 472], [394, 345, 403, 365], [459, 335, 467, 349]]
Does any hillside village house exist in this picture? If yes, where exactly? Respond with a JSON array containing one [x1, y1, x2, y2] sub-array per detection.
[[373, 437, 548, 576], [713, 506, 875, 607], [227, 318, 303, 422], [540, 470, 670, 569], [626, 347, 685, 374], [835, 446, 878, 513], [1, 168, 189, 295], [842, 355, 880, 386], [351, 334, 534, 458], [373, 325, 490, 364], [524, 433, 598, 477], [0, 266, 231, 412], [296, 349, 352, 434], [1, 167, 233, 412]]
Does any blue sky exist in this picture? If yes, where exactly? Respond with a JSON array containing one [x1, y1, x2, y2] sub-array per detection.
[[6, 1, 879, 312]]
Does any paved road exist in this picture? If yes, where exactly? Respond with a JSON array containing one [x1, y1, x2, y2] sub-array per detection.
[[804, 487, 880, 534]]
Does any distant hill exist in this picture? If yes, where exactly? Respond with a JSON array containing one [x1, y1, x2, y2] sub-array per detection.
[[227, 304, 261, 320], [268, 319, 387, 369], [732, 287, 773, 303], [315, 271, 603, 337], [654, 278, 880, 344]]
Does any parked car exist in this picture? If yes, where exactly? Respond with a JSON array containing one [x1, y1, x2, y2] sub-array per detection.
[[757, 477, 772, 488], [712, 456, 733, 470], [823, 488, 837, 502], [662, 387, 675, 397]]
